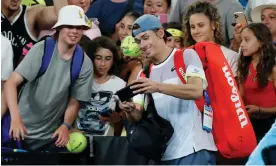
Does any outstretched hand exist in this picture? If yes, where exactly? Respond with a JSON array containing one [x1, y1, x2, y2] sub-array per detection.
[[52, 125, 69, 147]]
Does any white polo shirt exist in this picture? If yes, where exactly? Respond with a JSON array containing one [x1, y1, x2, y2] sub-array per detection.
[[134, 48, 217, 161]]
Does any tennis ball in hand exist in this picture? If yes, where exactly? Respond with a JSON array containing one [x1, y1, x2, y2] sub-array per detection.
[[120, 36, 141, 57], [66, 132, 87, 153]]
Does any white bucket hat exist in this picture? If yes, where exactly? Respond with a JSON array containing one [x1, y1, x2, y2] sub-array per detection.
[[52, 5, 90, 29], [251, 0, 276, 23]]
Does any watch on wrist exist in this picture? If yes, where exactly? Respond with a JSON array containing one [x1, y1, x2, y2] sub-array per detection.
[[62, 122, 71, 130]]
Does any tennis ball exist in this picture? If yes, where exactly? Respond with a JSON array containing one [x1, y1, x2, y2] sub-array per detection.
[[120, 36, 141, 57], [66, 132, 87, 153], [21, 0, 46, 6]]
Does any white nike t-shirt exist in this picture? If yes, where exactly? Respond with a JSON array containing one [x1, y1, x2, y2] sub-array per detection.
[[133, 48, 217, 161]]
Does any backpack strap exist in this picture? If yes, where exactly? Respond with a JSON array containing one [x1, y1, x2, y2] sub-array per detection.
[[141, 64, 162, 119], [140, 64, 153, 78], [70, 45, 84, 86], [37, 37, 56, 78], [173, 49, 187, 84], [37, 37, 84, 86], [173, 49, 205, 112]]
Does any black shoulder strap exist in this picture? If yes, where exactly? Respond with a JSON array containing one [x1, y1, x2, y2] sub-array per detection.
[[142, 64, 161, 118], [143, 64, 151, 78]]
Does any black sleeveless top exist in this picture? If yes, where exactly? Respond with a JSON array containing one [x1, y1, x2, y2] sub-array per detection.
[[1, 5, 37, 67]]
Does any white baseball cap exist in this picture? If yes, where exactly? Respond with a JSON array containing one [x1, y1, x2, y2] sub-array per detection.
[[251, 0, 276, 23], [52, 5, 90, 29]]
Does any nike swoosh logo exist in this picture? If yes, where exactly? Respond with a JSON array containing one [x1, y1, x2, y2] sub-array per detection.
[[171, 67, 175, 72]]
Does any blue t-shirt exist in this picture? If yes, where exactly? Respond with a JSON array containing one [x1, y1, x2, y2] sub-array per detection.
[[87, 0, 143, 36], [246, 119, 276, 165]]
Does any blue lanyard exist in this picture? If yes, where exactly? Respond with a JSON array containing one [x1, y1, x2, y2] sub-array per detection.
[[203, 90, 211, 105]]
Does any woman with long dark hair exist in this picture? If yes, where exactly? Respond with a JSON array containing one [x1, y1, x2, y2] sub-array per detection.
[[238, 23, 276, 141]]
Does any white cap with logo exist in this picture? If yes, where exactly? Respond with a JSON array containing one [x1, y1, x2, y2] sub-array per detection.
[[52, 5, 90, 29]]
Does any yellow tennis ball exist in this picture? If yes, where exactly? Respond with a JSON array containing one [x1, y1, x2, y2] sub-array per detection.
[[66, 132, 87, 153], [21, 0, 46, 6], [121, 36, 141, 57]]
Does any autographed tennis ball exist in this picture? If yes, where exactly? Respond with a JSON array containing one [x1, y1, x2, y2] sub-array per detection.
[[66, 132, 87, 153], [21, 0, 46, 6], [121, 36, 141, 57]]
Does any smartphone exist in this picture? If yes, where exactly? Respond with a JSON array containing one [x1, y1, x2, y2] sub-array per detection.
[[234, 12, 248, 28], [262, 145, 276, 165], [115, 82, 142, 102], [156, 14, 168, 24]]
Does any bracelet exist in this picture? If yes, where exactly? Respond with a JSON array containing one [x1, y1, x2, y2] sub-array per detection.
[[62, 122, 71, 130]]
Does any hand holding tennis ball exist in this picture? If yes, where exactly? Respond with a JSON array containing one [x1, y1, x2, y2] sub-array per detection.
[[121, 36, 141, 57]]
